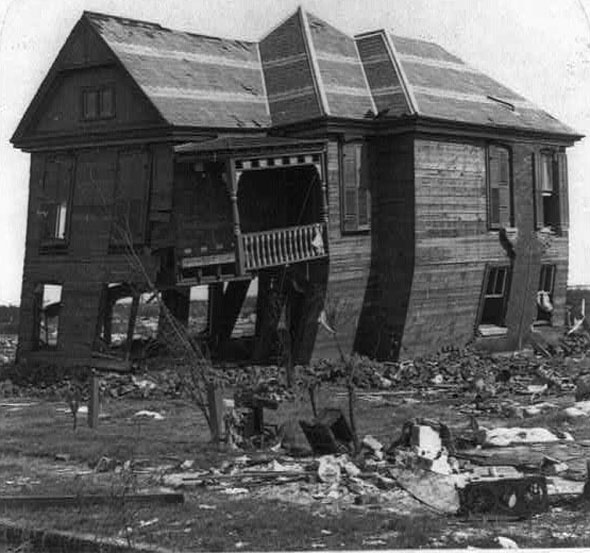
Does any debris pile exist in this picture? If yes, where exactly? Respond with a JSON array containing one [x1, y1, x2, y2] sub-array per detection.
[[161, 415, 586, 519]]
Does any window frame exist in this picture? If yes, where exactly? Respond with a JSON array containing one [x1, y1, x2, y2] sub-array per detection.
[[80, 84, 116, 121], [32, 283, 63, 350], [477, 264, 512, 331], [340, 140, 371, 234], [486, 144, 513, 230], [534, 149, 568, 233], [39, 155, 74, 252], [536, 264, 556, 324]]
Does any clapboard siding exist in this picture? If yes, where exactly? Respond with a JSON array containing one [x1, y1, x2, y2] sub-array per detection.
[[312, 139, 372, 359], [16, 146, 161, 366]]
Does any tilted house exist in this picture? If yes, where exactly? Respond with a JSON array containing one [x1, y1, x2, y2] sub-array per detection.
[[11, 8, 583, 367]]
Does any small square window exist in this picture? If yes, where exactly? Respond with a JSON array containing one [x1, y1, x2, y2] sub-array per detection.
[[81, 86, 115, 120]]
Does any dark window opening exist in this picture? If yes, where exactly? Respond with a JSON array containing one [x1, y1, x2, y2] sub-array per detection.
[[81, 85, 116, 121], [535, 150, 568, 232], [34, 284, 62, 349], [478, 266, 511, 334], [39, 156, 74, 249], [487, 145, 512, 229], [536, 264, 556, 324], [341, 142, 371, 233]]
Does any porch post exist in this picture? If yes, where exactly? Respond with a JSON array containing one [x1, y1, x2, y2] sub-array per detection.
[[227, 159, 245, 275]]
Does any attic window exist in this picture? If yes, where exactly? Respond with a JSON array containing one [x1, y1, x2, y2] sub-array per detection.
[[81, 85, 115, 120]]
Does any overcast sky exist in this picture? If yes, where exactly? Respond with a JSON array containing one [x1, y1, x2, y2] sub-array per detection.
[[0, 0, 589, 305]]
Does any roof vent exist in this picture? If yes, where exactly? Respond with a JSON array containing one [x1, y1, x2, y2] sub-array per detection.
[[487, 95, 515, 111]]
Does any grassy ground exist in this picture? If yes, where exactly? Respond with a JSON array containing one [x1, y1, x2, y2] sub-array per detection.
[[1, 386, 590, 550]]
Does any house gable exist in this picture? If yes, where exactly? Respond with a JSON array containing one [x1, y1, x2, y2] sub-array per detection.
[[12, 18, 166, 148]]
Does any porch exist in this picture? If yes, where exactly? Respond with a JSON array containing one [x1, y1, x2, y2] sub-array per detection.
[[170, 137, 330, 286]]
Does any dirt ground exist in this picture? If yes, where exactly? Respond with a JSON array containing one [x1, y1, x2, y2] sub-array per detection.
[[1, 368, 590, 551]]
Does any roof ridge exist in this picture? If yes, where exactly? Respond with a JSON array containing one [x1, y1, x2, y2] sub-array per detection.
[[83, 10, 257, 44]]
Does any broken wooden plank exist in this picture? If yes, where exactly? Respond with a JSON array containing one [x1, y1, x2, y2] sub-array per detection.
[[0, 492, 184, 509]]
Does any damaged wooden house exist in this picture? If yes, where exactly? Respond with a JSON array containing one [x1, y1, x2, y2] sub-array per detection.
[[11, 8, 583, 368]]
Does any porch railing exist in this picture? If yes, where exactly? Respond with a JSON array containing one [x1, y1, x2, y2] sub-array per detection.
[[241, 222, 327, 271]]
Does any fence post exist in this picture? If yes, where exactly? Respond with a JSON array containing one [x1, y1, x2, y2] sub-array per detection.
[[88, 371, 100, 429]]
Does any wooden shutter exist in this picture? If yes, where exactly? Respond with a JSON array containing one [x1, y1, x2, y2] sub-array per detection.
[[342, 143, 359, 232], [358, 144, 371, 228], [111, 150, 149, 245], [488, 146, 511, 228], [557, 151, 569, 231], [533, 152, 544, 229]]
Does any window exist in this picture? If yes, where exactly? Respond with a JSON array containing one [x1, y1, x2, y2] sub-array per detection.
[[34, 284, 62, 349], [110, 150, 149, 247], [81, 85, 115, 120], [535, 150, 568, 232], [39, 156, 74, 247], [341, 142, 371, 232], [478, 265, 511, 334], [536, 264, 556, 324], [487, 145, 512, 229]]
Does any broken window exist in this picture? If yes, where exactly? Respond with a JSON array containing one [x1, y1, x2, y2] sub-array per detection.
[[487, 145, 512, 229], [34, 284, 62, 349], [536, 264, 556, 324], [478, 266, 511, 334], [341, 142, 371, 233], [110, 150, 149, 247], [535, 150, 568, 232], [39, 156, 74, 247], [81, 85, 116, 120]]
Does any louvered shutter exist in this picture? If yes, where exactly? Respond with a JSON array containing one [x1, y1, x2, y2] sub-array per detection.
[[358, 143, 371, 228], [111, 151, 149, 245], [557, 151, 569, 231], [488, 146, 511, 228], [533, 152, 544, 229], [342, 143, 359, 232]]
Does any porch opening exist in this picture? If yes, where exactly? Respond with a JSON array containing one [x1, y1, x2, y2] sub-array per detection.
[[34, 283, 62, 349], [238, 165, 322, 233]]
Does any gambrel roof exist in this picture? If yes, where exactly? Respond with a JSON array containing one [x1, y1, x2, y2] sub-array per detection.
[[12, 7, 580, 145]]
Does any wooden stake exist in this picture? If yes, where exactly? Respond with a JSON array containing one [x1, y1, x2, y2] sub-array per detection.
[[88, 372, 100, 429]]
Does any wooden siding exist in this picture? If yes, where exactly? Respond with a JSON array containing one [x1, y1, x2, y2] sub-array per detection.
[[397, 138, 568, 358], [17, 147, 161, 366], [355, 135, 415, 360], [31, 65, 162, 136], [312, 140, 372, 360]]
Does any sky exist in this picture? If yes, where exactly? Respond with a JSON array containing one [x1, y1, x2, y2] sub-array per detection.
[[0, 0, 589, 305]]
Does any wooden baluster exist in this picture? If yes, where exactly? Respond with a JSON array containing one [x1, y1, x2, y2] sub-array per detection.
[[304, 225, 311, 258], [266, 233, 272, 266], [296, 227, 303, 260], [271, 232, 276, 265], [260, 234, 266, 267], [279, 229, 286, 264], [252, 235, 258, 268], [245, 235, 252, 269], [285, 228, 293, 262]]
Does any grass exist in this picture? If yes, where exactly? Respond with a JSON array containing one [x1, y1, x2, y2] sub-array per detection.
[[2, 385, 590, 550]]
